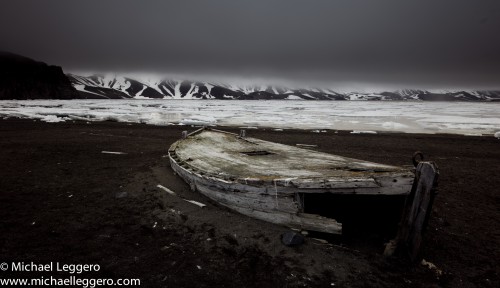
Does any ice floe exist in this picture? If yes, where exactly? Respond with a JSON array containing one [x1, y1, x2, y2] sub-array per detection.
[[0, 100, 499, 135]]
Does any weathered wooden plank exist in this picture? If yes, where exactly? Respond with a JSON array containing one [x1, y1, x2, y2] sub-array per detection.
[[196, 184, 299, 213], [229, 205, 342, 234], [171, 154, 412, 196], [171, 157, 298, 212], [295, 144, 318, 148], [187, 127, 207, 137], [290, 178, 379, 189], [385, 161, 439, 261]]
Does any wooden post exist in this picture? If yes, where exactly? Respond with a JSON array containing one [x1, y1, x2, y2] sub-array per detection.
[[385, 161, 439, 261], [182, 131, 188, 139], [239, 129, 246, 138]]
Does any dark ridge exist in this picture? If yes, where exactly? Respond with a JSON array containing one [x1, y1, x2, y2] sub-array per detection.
[[158, 81, 174, 96], [66, 74, 132, 99], [191, 82, 210, 99], [196, 82, 209, 95], [72, 90, 109, 99], [0, 51, 79, 100], [179, 81, 193, 97], [141, 87, 163, 98], [417, 93, 474, 101], [380, 92, 404, 100], [209, 86, 245, 99], [159, 80, 177, 97], [124, 78, 144, 96], [83, 86, 132, 99], [241, 91, 287, 100]]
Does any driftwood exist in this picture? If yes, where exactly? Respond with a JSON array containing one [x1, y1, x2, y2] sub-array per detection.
[[385, 161, 439, 261]]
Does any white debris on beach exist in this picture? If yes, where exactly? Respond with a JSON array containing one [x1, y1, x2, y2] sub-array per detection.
[[157, 184, 177, 195], [421, 259, 443, 277], [101, 151, 127, 155], [157, 184, 206, 207], [350, 130, 377, 134], [184, 199, 206, 208]]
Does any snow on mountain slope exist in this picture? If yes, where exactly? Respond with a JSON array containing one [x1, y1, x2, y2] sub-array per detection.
[[67, 73, 500, 101]]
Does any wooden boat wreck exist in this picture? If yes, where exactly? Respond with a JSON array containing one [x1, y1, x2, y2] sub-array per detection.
[[169, 127, 438, 249]]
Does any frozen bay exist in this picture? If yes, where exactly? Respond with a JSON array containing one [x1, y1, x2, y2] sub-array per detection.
[[1, 100, 499, 135]]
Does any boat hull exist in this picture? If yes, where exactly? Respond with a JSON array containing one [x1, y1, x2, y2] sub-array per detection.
[[167, 128, 417, 234], [169, 152, 343, 234]]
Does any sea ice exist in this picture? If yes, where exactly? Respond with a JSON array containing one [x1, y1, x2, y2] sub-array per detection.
[[0, 100, 499, 135]]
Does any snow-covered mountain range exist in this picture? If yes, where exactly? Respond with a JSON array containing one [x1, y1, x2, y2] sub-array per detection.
[[67, 73, 500, 101]]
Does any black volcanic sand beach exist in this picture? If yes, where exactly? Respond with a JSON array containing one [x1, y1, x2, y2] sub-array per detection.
[[0, 119, 498, 287]]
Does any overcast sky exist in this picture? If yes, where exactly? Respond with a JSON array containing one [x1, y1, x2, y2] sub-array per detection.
[[1, 0, 500, 88]]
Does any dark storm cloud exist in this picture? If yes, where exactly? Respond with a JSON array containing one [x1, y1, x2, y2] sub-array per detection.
[[1, 0, 500, 88]]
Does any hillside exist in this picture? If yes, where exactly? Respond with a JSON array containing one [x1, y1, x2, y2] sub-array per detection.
[[68, 73, 500, 101], [0, 52, 79, 100]]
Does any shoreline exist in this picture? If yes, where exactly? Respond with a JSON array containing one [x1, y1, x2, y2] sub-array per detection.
[[1, 117, 498, 137]]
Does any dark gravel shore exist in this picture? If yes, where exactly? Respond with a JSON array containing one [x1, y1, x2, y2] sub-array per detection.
[[0, 119, 498, 287]]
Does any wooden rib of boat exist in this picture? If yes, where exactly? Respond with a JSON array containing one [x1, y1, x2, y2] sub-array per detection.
[[168, 128, 419, 235]]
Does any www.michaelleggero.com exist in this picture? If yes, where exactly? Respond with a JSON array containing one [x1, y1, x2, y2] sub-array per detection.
[[0, 262, 141, 287]]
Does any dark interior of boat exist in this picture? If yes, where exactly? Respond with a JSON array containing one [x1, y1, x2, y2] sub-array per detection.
[[300, 193, 407, 243]]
